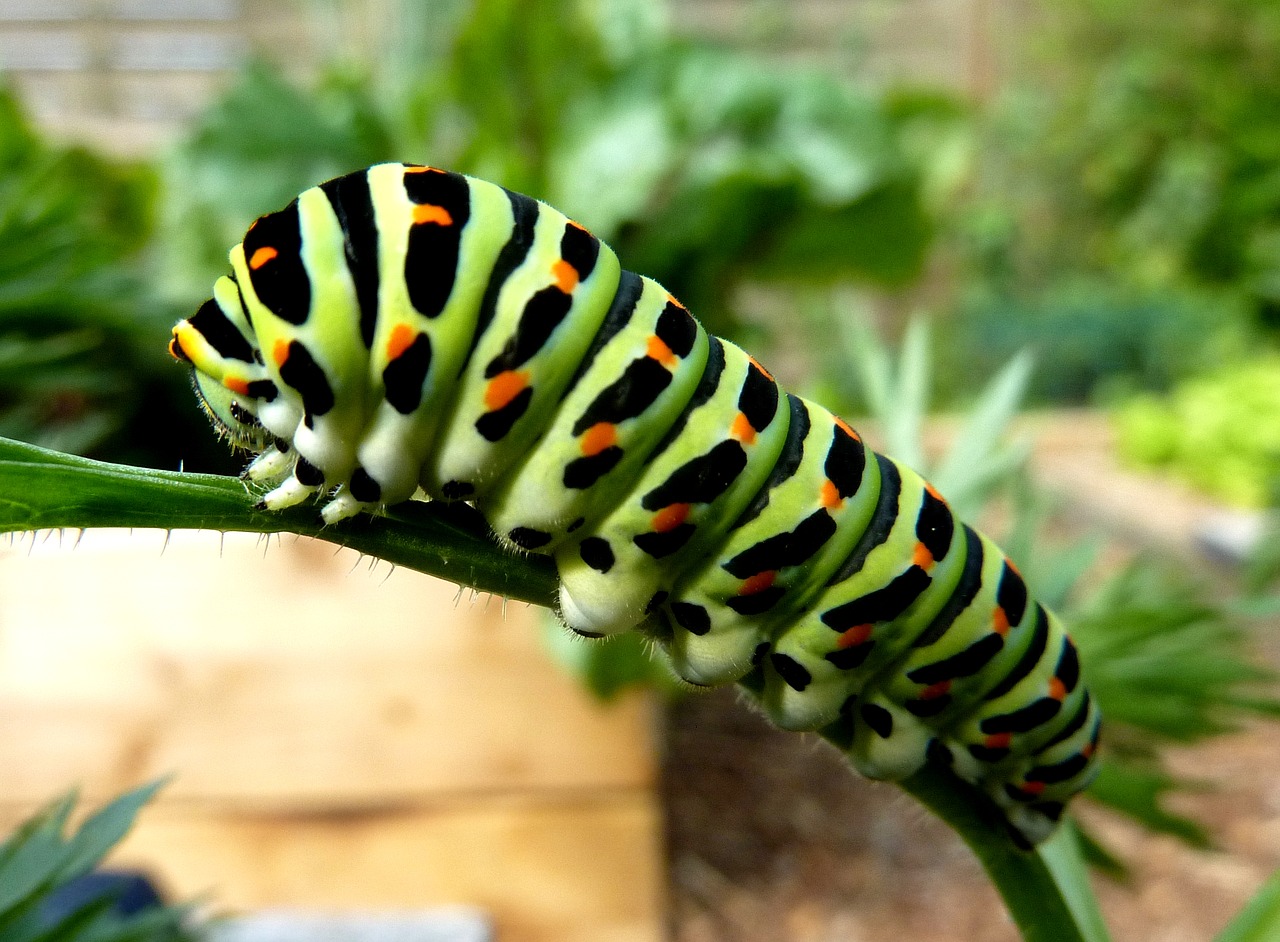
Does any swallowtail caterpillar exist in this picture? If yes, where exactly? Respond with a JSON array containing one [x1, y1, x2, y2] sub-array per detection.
[[170, 163, 1100, 846]]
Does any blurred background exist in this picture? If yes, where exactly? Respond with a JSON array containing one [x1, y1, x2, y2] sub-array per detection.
[[2, 0, 1280, 940]]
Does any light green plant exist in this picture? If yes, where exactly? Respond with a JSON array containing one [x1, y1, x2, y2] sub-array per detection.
[[1115, 355, 1280, 508]]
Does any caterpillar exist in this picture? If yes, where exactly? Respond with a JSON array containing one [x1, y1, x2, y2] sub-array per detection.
[[169, 162, 1100, 846]]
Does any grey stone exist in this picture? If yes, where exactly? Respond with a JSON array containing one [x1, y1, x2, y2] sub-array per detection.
[[207, 909, 493, 942]]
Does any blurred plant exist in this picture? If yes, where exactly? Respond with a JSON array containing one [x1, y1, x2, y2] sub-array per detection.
[[942, 282, 1251, 406], [0, 85, 146, 453], [0, 782, 199, 942], [1024, 0, 1280, 323], [833, 312, 1034, 518], [1066, 559, 1280, 870], [1115, 355, 1280, 508], [938, 0, 1280, 404], [0, 85, 232, 473], [154, 0, 936, 344]]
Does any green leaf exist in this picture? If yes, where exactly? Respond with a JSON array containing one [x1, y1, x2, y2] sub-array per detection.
[[0, 783, 164, 921], [1084, 759, 1211, 847], [0, 807, 78, 922], [0, 784, 197, 942], [1216, 870, 1280, 942], [837, 308, 893, 418], [1067, 558, 1280, 755], [546, 92, 678, 238], [841, 314, 931, 469], [831, 312, 1035, 515], [753, 180, 931, 285], [888, 316, 931, 471], [930, 348, 1034, 504], [58, 782, 166, 880]]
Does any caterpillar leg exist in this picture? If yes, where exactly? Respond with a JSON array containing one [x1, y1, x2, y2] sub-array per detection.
[[320, 489, 366, 524], [255, 457, 326, 511], [243, 442, 294, 482], [257, 477, 319, 511], [558, 580, 620, 638]]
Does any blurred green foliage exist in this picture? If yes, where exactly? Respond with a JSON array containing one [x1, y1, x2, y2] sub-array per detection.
[[1, 89, 151, 461], [0, 782, 199, 942], [1069, 559, 1280, 868], [944, 283, 1250, 406], [155, 0, 935, 343], [0, 86, 237, 473], [1116, 355, 1280, 508], [936, 0, 1280, 405], [1027, 0, 1280, 320], [6, 0, 1280, 466]]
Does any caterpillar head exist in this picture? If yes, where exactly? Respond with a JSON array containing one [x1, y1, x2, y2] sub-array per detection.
[[169, 277, 273, 454], [189, 368, 270, 452]]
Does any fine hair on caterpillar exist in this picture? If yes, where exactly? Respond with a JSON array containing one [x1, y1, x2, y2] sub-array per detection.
[[170, 162, 1100, 847]]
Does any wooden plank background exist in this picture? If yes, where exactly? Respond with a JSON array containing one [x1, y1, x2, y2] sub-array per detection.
[[0, 529, 665, 942]]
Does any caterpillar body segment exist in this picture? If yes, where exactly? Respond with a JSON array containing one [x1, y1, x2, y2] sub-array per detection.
[[557, 337, 793, 637], [665, 398, 885, 688], [171, 162, 1100, 846], [482, 272, 712, 553]]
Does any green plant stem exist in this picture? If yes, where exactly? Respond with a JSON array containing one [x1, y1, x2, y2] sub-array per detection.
[[900, 771, 1108, 942], [0, 436, 1101, 942], [0, 437, 557, 606]]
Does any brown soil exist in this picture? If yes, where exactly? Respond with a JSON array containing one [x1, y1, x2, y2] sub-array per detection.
[[660, 686, 1279, 942]]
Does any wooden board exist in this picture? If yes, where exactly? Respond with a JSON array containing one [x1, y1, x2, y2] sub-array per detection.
[[0, 528, 665, 942], [105, 797, 664, 942]]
